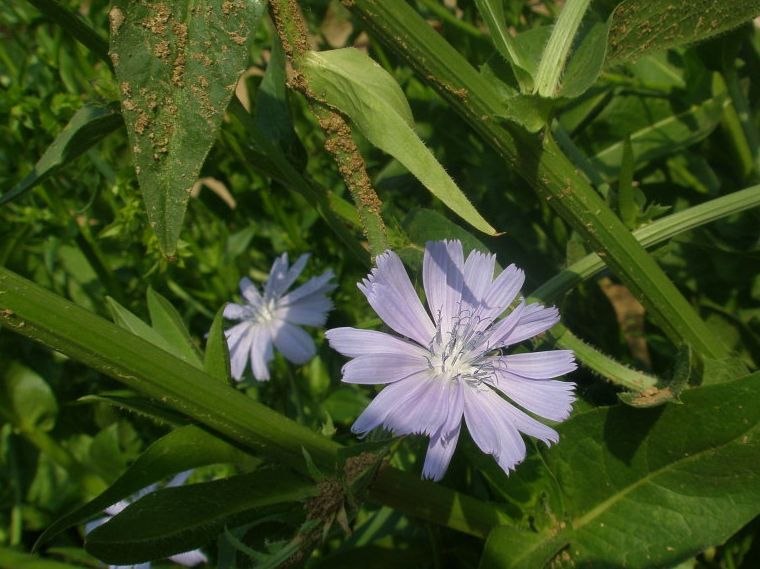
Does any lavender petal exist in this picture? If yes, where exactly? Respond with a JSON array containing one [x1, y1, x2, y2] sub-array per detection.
[[491, 370, 576, 421], [325, 327, 428, 358], [461, 249, 496, 313], [505, 303, 560, 346], [341, 354, 427, 384], [479, 264, 524, 322], [422, 426, 461, 481], [358, 251, 435, 346], [352, 372, 439, 436], [281, 270, 336, 304], [423, 240, 464, 332], [277, 295, 334, 326], [225, 321, 253, 380], [271, 321, 316, 364], [249, 326, 274, 381], [501, 350, 577, 379], [239, 276, 264, 306], [463, 386, 526, 473]]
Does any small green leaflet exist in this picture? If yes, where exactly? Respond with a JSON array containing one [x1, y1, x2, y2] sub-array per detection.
[[301, 48, 498, 236]]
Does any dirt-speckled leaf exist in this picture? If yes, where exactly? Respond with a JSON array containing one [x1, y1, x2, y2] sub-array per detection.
[[86, 470, 316, 564], [109, 0, 265, 256], [301, 48, 498, 236], [1, 104, 121, 206], [481, 371, 760, 568], [606, 0, 760, 66]]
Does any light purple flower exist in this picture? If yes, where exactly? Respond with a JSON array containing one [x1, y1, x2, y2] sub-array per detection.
[[326, 240, 576, 481], [224, 253, 336, 381], [85, 471, 208, 569]]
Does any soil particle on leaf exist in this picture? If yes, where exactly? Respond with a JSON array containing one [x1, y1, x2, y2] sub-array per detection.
[[108, 6, 125, 36], [140, 3, 171, 34], [171, 21, 188, 87], [227, 31, 248, 45], [154, 39, 171, 61]]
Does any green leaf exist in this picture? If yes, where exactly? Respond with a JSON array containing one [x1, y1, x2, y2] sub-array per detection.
[[85, 470, 316, 564], [0, 546, 90, 569], [400, 208, 491, 266], [606, 0, 760, 66], [497, 94, 555, 133], [24, 0, 110, 64], [0, 361, 58, 432], [473, 0, 533, 91], [78, 393, 191, 427], [558, 19, 611, 99], [589, 92, 728, 180], [301, 48, 498, 236], [204, 306, 231, 383], [146, 287, 203, 367], [256, 33, 300, 159], [109, 0, 265, 256], [35, 424, 254, 549], [492, 371, 760, 568], [106, 297, 173, 352], [1, 104, 122, 206], [479, 526, 567, 569]]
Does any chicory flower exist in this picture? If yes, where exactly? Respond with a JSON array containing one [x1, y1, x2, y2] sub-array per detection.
[[326, 240, 576, 481], [224, 253, 336, 381]]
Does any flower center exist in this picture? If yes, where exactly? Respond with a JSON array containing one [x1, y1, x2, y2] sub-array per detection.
[[427, 311, 495, 385], [253, 299, 278, 324]]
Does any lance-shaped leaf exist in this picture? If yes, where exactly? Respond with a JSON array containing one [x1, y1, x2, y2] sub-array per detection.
[[1, 104, 122, 206], [109, 0, 265, 256], [301, 48, 498, 236], [85, 470, 316, 564], [36, 424, 255, 548]]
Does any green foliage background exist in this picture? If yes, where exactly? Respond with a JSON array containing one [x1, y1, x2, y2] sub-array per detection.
[[1, 0, 760, 568]]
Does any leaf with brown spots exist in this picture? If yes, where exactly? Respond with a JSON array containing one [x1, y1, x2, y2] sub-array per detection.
[[109, 0, 265, 256], [606, 0, 760, 66]]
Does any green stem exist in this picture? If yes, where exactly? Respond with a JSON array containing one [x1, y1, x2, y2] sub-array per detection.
[[343, 0, 730, 362], [551, 324, 660, 391], [534, 0, 592, 97], [530, 184, 760, 304], [0, 267, 508, 538], [722, 66, 760, 179]]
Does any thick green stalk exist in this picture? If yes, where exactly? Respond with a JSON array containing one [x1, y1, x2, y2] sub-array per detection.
[[343, 0, 729, 361], [0, 268, 507, 538]]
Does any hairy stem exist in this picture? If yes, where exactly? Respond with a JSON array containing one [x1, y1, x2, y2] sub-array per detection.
[[269, 0, 389, 257]]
